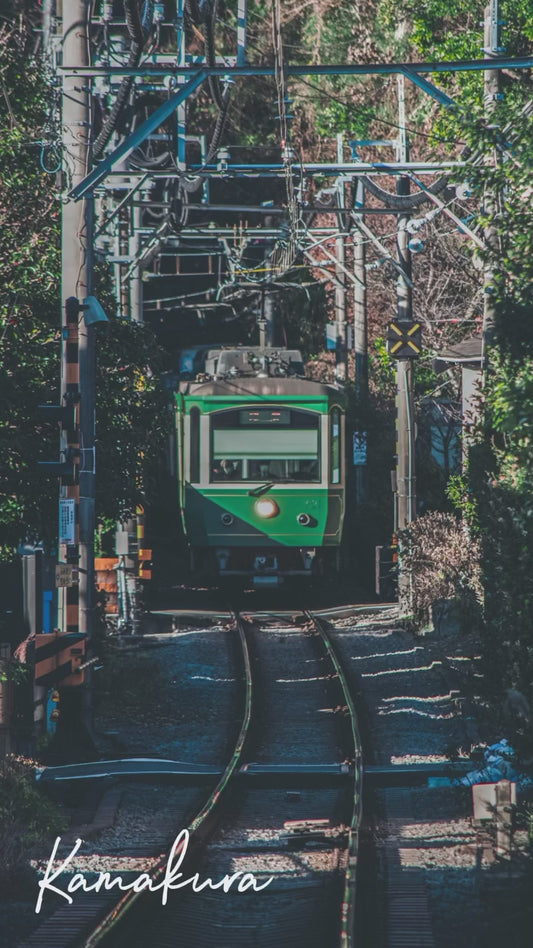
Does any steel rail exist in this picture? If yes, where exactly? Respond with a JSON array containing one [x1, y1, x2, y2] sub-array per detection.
[[83, 614, 253, 947], [305, 611, 363, 948]]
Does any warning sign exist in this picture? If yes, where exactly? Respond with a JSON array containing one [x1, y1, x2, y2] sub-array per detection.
[[55, 564, 77, 588], [59, 499, 76, 544]]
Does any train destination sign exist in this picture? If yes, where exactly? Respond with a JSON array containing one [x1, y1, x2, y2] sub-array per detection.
[[239, 409, 291, 425]]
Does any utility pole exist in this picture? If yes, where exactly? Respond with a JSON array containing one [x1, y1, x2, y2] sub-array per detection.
[[482, 0, 502, 373], [395, 76, 416, 532], [60, 2, 95, 652], [129, 200, 143, 323], [353, 179, 367, 400], [42, 0, 56, 61], [262, 214, 276, 346], [353, 178, 367, 504], [335, 134, 347, 384], [264, 288, 276, 346]]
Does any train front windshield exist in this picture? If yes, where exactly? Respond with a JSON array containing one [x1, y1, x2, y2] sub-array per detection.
[[211, 407, 320, 482]]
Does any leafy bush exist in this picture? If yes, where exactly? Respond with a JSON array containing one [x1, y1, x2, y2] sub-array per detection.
[[0, 756, 66, 894], [400, 511, 483, 628]]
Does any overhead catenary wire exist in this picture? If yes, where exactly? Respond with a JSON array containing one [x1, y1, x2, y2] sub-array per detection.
[[88, 2, 497, 319], [265, 0, 300, 278], [92, 0, 232, 236], [293, 76, 469, 149], [93, 0, 153, 160], [180, 0, 232, 179]]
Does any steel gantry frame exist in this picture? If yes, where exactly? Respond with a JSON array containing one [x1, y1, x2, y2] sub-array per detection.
[[70, 54, 533, 199], [67, 8, 526, 382]]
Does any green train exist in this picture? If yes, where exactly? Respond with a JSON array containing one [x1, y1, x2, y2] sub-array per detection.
[[175, 347, 345, 586]]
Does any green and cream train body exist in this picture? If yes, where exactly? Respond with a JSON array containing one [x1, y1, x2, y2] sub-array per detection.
[[175, 348, 345, 586]]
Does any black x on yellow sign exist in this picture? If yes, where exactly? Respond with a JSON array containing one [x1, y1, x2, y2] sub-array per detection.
[[387, 320, 422, 359]]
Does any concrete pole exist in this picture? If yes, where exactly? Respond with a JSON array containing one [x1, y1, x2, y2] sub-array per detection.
[[395, 76, 416, 533], [177, 0, 187, 169], [353, 178, 367, 504], [78, 209, 96, 645], [129, 201, 143, 323], [482, 1, 502, 374], [61, 0, 95, 664], [334, 134, 347, 384], [263, 214, 275, 346], [237, 0, 248, 66], [42, 0, 56, 61], [60, 2, 97, 741], [264, 289, 276, 346], [353, 178, 367, 401], [60, 1, 93, 642], [495, 779, 513, 859]]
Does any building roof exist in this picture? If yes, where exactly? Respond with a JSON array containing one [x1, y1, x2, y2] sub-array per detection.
[[434, 335, 483, 372]]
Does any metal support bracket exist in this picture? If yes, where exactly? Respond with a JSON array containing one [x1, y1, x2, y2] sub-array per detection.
[[398, 66, 455, 108], [70, 70, 207, 200]]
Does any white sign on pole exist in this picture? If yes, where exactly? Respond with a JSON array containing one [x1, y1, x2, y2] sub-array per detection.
[[353, 431, 368, 466], [472, 780, 516, 822], [59, 499, 76, 544], [55, 564, 77, 588]]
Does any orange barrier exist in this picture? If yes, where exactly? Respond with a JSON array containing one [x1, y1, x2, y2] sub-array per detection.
[[95, 557, 119, 614]]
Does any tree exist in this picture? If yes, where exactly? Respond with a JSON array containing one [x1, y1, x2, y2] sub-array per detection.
[[0, 11, 170, 558], [0, 15, 60, 553], [391, 0, 533, 730]]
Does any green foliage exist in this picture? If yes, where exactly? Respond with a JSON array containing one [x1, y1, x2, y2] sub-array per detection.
[[488, 349, 533, 489], [0, 15, 171, 555], [309, 80, 375, 140], [0, 19, 60, 554], [370, 337, 395, 395], [0, 755, 66, 891], [385, 0, 533, 741], [387, 0, 533, 145], [0, 756, 65, 842], [408, 1, 484, 57], [447, 101, 533, 728], [0, 658, 27, 685], [447, 473, 479, 528]]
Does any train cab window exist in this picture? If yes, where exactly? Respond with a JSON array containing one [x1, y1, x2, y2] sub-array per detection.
[[189, 407, 200, 483], [211, 458, 242, 480], [210, 407, 320, 482], [330, 408, 341, 484]]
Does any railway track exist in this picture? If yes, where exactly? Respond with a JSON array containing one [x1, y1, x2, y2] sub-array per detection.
[[21, 609, 362, 948], [90, 610, 362, 948], [19, 618, 251, 948]]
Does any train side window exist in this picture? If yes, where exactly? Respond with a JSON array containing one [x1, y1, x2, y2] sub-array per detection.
[[330, 408, 341, 484], [189, 407, 200, 483]]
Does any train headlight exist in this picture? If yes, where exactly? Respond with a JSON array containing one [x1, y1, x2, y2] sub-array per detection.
[[254, 498, 280, 519], [297, 512, 317, 527]]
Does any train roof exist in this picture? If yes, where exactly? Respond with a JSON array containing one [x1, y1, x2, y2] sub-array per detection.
[[178, 376, 344, 399], [204, 346, 305, 380]]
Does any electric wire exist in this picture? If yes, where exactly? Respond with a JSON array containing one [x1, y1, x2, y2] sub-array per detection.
[[88, 4, 492, 310], [294, 76, 469, 149], [93, 0, 152, 160], [264, 0, 300, 279]]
